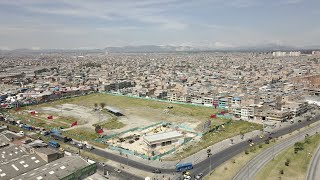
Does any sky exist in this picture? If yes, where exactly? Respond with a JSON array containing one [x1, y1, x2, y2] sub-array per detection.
[[0, 0, 319, 49]]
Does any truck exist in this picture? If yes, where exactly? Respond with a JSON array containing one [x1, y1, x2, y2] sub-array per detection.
[[22, 124, 33, 131], [51, 133, 70, 142], [48, 140, 60, 148]]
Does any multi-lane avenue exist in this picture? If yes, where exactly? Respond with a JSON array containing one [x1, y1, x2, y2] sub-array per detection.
[[306, 144, 320, 180], [233, 117, 320, 180]]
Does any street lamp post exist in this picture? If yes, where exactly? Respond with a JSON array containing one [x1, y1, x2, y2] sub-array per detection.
[[247, 163, 250, 179], [126, 154, 128, 167], [272, 143, 275, 159], [209, 156, 212, 173]]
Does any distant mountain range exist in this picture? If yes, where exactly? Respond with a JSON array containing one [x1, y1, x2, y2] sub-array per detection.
[[105, 44, 320, 53], [1, 44, 320, 54], [104, 45, 197, 53]]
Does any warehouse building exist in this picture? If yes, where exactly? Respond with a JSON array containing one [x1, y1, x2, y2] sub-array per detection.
[[0, 130, 96, 180], [0, 154, 47, 180], [12, 156, 96, 180]]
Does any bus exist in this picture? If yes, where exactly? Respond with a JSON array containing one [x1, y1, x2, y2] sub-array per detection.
[[175, 163, 193, 172], [48, 140, 60, 148], [51, 133, 70, 142]]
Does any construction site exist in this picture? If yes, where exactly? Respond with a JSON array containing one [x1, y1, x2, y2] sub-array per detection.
[[100, 122, 199, 159]]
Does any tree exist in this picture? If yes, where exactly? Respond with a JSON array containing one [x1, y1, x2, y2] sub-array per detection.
[[95, 125, 101, 132], [294, 142, 304, 153], [100, 102, 106, 109], [245, 150, 249, 154], [285, 159, 290, 166]]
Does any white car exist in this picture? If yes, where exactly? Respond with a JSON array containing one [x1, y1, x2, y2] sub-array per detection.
[[70, 141, 76, 145], [77, 143, 84, 149], [18, 131, 25, 136], [86, 144, 93, 150], [114, 168, 121, 173]]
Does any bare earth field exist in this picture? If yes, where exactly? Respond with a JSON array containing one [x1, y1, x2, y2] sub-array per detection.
[[31, 93, 225, 133]]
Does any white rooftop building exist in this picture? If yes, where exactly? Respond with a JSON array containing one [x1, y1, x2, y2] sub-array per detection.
[[143, 131, 184, 148]]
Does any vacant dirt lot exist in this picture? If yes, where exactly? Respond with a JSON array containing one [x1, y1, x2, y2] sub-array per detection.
[[38, 103, 112, 129], [33, 94, 224, 132]]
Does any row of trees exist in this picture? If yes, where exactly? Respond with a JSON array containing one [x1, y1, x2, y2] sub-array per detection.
[[94, 102, 106, 110]]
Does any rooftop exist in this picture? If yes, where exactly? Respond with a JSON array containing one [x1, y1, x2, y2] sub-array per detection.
[[144, 131, 183, 144], [34, 147, 59, 155], [106, 106, 122, 113], [12, 156, 93, 180], [0, 134, 10, 147], [0, 145, 26, 164], [0, 154, 46, 180], [1, 131, 21, 140]]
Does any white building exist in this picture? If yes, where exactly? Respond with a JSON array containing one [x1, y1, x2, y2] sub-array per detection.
[[312, 51, 320, 55], [289, 51, 301, 57], [241, 106, 255, 120], [272, 51, 301, 57], [272, 51, 287, 57]]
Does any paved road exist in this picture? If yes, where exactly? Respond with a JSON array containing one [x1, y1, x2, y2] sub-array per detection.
[[233, 117, 320, 180], [306, 144, 320, 180], [73, 115, 320, 180], [96, 163, 144, 180]]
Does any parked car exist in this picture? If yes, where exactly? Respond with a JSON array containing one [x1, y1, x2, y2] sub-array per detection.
[[152, 169, 161, 173], [70, 141, 76, 145], [99, 162, 105, 167], [86, 144, 94, 150], [77, 143, 84, 149], [18, 131, 24, 136], [114, 168, 121, 173], [40, 131, 49, 136], [22, 139, 32, 144]]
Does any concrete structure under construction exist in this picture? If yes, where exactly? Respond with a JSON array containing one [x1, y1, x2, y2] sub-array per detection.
[[143, 131, 184, 148]]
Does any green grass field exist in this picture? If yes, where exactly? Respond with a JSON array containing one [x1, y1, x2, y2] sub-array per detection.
[[34, 93, 222, 121], [8, 109, 69, 129], [93, 117, 125, 130], [63, 127, 99, 140], [255, 133, 320, 180]]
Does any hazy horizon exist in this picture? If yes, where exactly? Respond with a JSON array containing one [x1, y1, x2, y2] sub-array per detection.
[[0, 0, 319, 50]]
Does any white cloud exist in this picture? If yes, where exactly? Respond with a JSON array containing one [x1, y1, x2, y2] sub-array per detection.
[[0, 0, 188, 30]]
